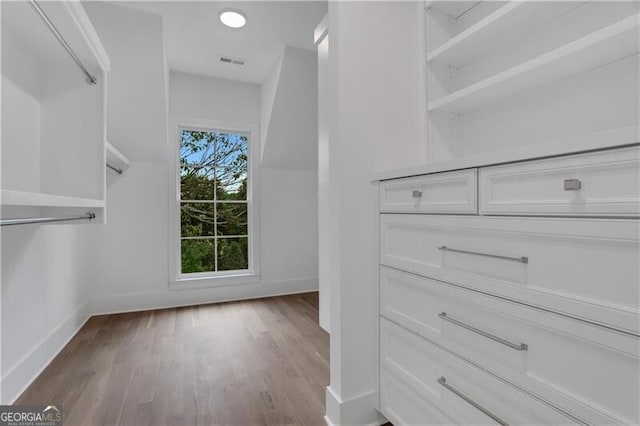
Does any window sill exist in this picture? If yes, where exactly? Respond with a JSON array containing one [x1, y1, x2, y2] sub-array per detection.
[[170, 273, 261, 291]]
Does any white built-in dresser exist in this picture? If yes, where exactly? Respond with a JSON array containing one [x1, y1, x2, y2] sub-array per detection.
[[376, 1, 640, 424]]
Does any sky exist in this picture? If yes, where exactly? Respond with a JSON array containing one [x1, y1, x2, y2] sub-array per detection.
[[180, 129, 248, 194]]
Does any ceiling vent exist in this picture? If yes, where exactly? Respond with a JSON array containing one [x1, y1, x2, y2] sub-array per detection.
[[219, 56, 246, 66]]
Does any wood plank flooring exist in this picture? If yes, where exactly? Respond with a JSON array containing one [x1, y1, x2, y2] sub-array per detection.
[[16, 292, 329, 426]]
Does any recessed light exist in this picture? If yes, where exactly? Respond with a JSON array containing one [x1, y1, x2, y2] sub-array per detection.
[[220, 10, 246, 28]]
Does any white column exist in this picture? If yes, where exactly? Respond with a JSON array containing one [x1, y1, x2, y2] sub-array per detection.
[[322, 2, 426, 425]]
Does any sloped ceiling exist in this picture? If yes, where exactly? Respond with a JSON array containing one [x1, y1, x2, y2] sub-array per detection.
[[260, 46, 318, 171]]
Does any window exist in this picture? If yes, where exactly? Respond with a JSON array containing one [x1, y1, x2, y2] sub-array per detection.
[[179, 128, 250, 275]]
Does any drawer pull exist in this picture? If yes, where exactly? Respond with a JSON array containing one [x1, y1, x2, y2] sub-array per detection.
[[437, 376, 509, 426], [438, 245, 528, 264], [563, 178, 582, 191], [412, 190, 422, 198], [439, 312, 528, 351]]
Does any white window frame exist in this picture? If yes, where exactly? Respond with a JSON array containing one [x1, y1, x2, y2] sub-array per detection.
[[169, 121, 260, 288]]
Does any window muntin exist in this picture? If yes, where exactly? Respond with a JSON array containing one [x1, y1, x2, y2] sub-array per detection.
[[179, 129, 249, 274]]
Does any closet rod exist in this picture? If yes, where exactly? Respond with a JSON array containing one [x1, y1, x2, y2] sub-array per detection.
[[106, 163, 123, 175], [29, 0, 98, 85], [0, 212, 95, 227]]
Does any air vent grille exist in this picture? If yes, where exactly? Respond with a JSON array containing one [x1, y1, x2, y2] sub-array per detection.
[[219, 56, 246, 66]]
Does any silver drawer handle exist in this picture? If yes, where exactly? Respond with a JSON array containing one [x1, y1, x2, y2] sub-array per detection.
[[564, 178, 582, 191], [439, 312, 528, 351], [438, 245, 528, 264], [412, 190, 422, 198], [438, 377, 509, 426]]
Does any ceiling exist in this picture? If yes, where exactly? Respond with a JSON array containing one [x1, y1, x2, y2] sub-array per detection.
[[118, 1, 327, 84]]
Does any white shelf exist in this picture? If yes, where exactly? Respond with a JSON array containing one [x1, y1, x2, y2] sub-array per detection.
[[2, 1, 109, 207], [106, 141, 131, 174], [425, 1, 480, 19], [427, 14, 640, 113], [427, 1, 585, 67], [1, 189, 105, 208]]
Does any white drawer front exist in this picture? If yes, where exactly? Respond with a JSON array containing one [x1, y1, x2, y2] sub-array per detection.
[[379, 169, 477, 213], [380, 319, 576, 425], [479, 147, 640, 216], [380, 214, 640, 333], [381, 267, 640, 425], [380, 370, 456, 426]]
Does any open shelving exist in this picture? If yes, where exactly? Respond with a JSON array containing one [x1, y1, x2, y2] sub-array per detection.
[[428, 13, 640, 113], [423, 0, 640, 163], [427, 1, 586, 67], [1, 1, 110, 220]]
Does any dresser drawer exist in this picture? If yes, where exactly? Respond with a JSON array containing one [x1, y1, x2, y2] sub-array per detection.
[[381, 267, 640, 425], [380, 214, 640, 333], [379, 169, 477, 213], [479, 147, 640, 216], [380, 370, 456, 426], [380, 319, 578, 425]]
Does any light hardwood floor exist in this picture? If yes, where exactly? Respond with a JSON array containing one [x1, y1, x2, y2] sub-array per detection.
[[16, 292, 329, 426]]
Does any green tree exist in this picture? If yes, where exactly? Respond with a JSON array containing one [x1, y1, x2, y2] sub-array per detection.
[[180, 130, 249, 273]]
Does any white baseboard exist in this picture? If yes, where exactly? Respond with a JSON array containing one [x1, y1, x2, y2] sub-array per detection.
[[1, 300, 91, 405], [90, 277, 318, 315], [325, 386, 386, 426]]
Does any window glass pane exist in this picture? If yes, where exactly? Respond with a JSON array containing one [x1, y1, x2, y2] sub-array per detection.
[[181, 167, 215, 200], [181, 203, 216, 237], [180, 128, 250, 275], [215, 133, 247, 200], [180, 130, 217, 169], [216, 168, 247, 200], [217, 203, 248, 236], [217, 237, 248, 271], [181, 239, 216, 273]]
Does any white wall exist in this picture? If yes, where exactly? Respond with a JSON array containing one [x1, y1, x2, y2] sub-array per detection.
[[260, 49, 284, 159], [1, 222, 92, 404], [84, 2, 168, 163], [81, 3, 171, 312], [316, 21, 331, 333], [260, 168, 318, 282], [323, 2, 425, 425]]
